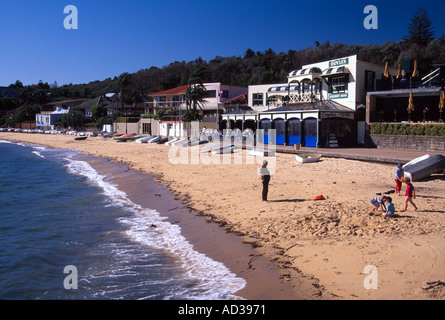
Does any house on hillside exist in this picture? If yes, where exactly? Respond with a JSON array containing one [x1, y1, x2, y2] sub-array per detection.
[[149, 83, 247, 136], [149, 83, 247, 116], [70, 95, 113, 117], [35, 99, 87, 130]]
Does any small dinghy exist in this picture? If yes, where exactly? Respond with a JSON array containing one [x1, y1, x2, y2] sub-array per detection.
[[136, 136, 155, 143], [295, 153, 322, 163], [248, 148, 273, 157], [165, 138, 180, 146], [156, 137, 169, 144], [211, 146, 235, 154], [403, 154, 445, 181], [114, 134, 137, 141], [147, 136, 162, 143], [172, 138, 188, 147]]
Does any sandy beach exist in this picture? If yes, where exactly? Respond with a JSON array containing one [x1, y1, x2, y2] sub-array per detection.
[[2, 132, 445, 300]]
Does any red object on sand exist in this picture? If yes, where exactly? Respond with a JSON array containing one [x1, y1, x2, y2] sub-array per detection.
[[313, 195, 325, 201]]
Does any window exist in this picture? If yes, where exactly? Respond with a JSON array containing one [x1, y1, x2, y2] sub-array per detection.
[[204, 90, 216, 98], [142, 123, 151, 135], [220, 90, 229, 98], [252, 93, 263, 106], [332, 76, 347, 93], [267, 96, 277, 104], [157, 96, 166, 106], [172, 95, 185, 102], [365, 70, 375, 92]]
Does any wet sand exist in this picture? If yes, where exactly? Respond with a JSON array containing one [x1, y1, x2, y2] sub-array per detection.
[[78, 154, 307, 300], [2, 132, 445, 300]]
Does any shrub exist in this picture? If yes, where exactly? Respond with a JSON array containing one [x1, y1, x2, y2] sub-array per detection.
[[399, 124, 409, 135], [385, 124, 394, 135], [370, 123, 445, 136], [115, 117, 140, 123]]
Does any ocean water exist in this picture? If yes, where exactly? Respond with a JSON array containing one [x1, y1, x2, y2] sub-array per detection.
[[0, 140, 245, 300]]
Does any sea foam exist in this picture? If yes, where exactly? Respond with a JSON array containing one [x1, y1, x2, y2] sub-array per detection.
[[64, 156, 246, 300]]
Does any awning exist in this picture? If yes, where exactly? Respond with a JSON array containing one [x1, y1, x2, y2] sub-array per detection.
[[268, 85, 300, 92], [322, 66, 350, 76], [288, 67, 322, 77]]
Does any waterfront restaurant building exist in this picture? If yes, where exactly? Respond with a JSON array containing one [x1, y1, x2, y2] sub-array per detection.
[[149, 83, 246, 136], [223, 54, 397, 147]]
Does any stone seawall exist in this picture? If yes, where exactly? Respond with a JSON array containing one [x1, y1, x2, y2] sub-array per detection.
[[369, 134, 445, 152]]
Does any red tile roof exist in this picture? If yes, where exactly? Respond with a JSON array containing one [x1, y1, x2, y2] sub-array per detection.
[[150, 85, 189, 97], [223, 92, 248, 105]]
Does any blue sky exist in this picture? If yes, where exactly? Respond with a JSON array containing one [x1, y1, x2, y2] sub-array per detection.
[[0, 0, 444, 86]]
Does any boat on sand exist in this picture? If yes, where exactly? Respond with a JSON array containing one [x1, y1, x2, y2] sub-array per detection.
[[295, 153, 322, 163]]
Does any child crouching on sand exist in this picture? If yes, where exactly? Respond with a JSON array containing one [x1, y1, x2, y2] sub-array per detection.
[[403, 177, 418, 211], [371, 196, 387, 212], [382, 197, 395, 218]]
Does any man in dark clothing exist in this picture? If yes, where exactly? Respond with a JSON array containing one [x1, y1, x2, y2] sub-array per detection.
[[259, 160, 271, 203]]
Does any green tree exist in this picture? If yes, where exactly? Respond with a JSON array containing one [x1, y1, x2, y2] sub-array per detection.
[[244, 48, 255, 59], [403, 8, 435, 46], [121, 88, 143, 116], [60, 110, 85, 129], [186, 64, 208, 117], [91, 105, 107, 121], [13, 105, 40, 123]]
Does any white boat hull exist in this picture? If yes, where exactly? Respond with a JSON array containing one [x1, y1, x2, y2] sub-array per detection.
[[295, 153, 322, 163]]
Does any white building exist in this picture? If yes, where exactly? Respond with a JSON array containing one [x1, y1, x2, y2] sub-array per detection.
[[248, 54, 397, 112], [224, 55, 397, 147]]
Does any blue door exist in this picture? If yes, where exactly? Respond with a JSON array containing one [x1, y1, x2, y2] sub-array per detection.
[[287, 118, 301, 146], [273, 119, 285, 145], [259, 119, 271, 144], [303, 118, 318, 148]]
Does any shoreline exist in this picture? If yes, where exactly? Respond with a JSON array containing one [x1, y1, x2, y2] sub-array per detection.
[[77, 153, 306, 300], [1, 135, 309, 300], [2, 132, 445, 300]]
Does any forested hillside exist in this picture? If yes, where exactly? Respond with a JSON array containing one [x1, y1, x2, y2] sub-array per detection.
[[1, 6, 444, 126]]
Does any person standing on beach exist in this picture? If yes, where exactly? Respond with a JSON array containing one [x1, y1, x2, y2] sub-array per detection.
[[259, 160, 270, 203], [403, 177, 418, 211], [394, 163, 404, 196]]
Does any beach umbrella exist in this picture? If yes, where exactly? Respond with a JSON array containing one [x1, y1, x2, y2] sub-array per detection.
[[412, 60, 418, 77], [396, 64, 401, 79], [384, 61, 390, 78], [407, 90, 415, 122], [439, 91, 444, 110], [408, 91, 415, 111], [440, 91, 444, 122]]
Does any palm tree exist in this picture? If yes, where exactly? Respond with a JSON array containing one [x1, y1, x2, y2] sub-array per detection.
[[185, 65, 209, 119]]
